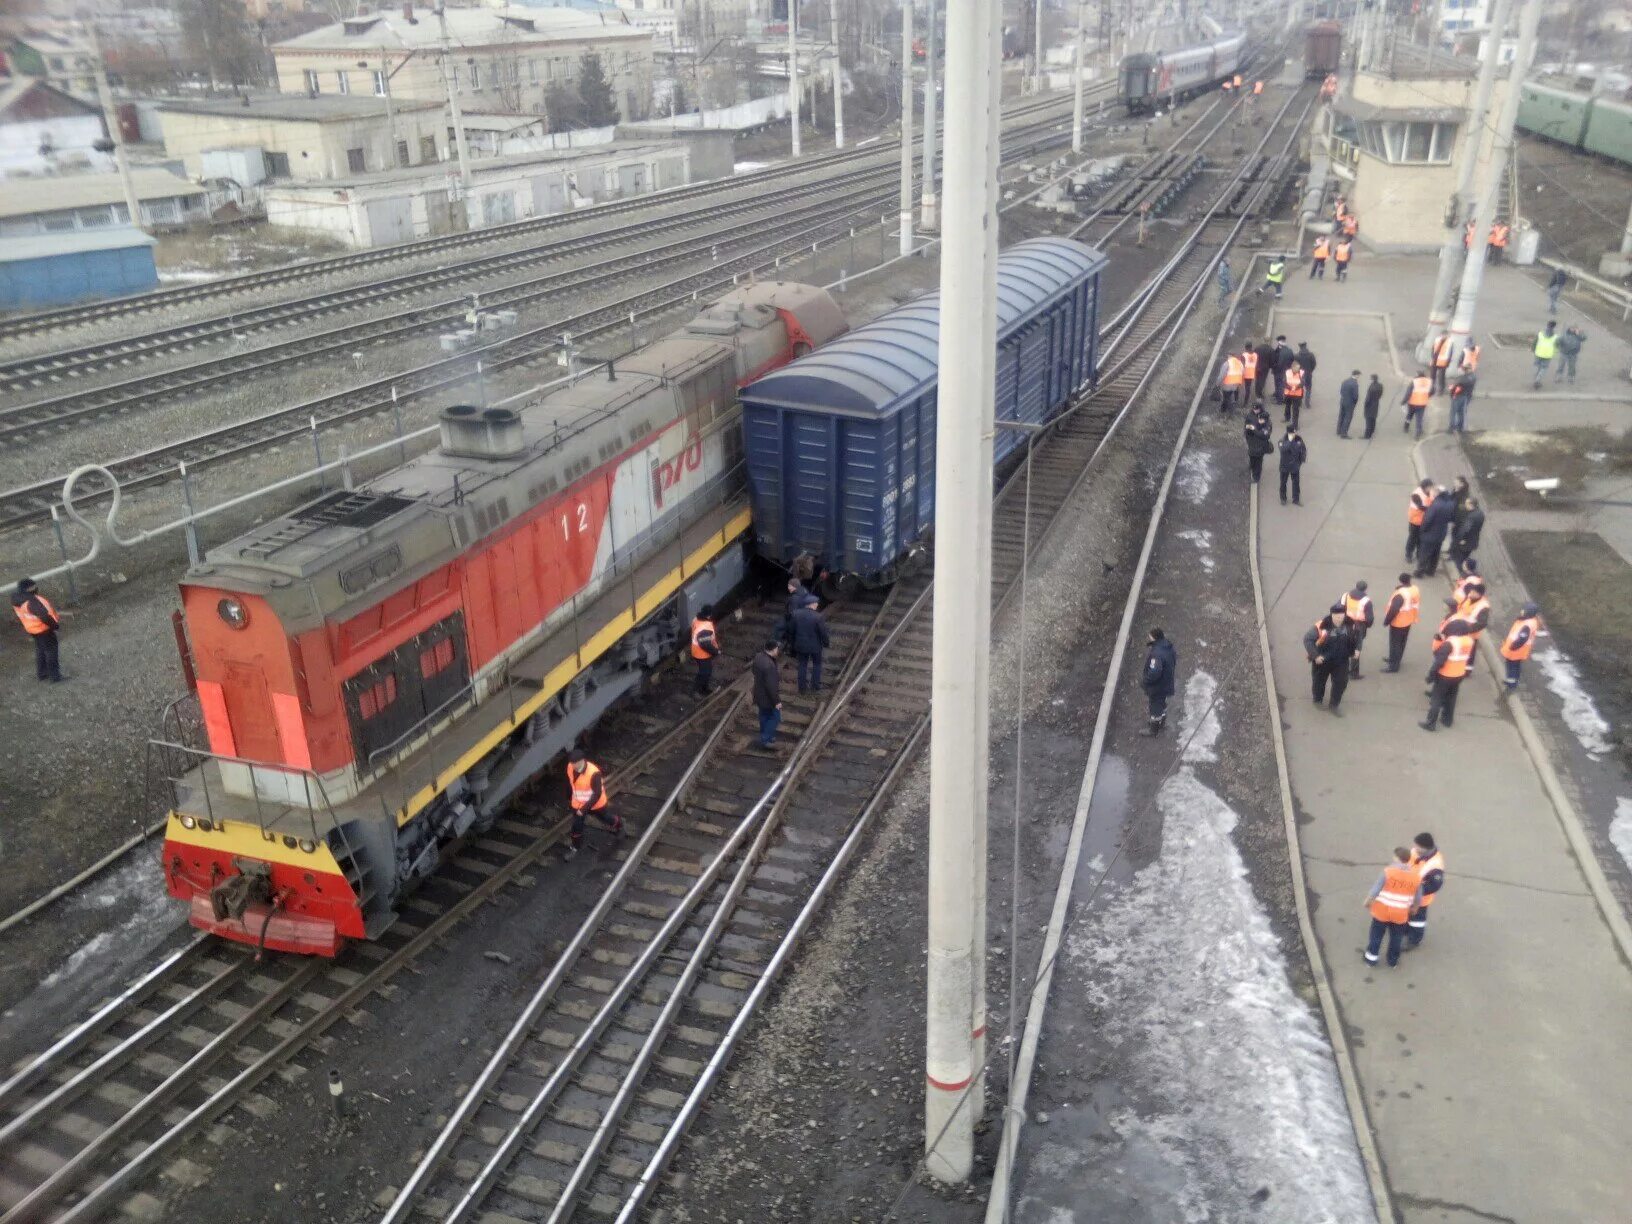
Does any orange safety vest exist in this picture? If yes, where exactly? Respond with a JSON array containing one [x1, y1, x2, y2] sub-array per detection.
[[1461, 343, 1480, 371], [1437, 634, 1475, 678], [1412, 848, 1446, 908], [1490, 223, 1509, 248], [1222, 80, 1233, 92], [1233, 74, 1242, 88], [1335, 239, 1351, 263], [1343, 593, 1372, 623], [1390, 583, 1420, 627], [567, 760, 608, 811], [12, 593, 55, 635], [1222, 355, 1244, 387], [1253, 80, 1263, 95], [1454, 573, 1481, 603], [1408, 376, 1431, 407], [1458, 594, 1490, 632], [1241, 349, 1258, 380], [1369, 863, 1419, 924], [1463, 221, 1474, 249], [690, 617, 717, 661], [1312, 236, 1330, 260], [1407, 490, 1429, 526], [1500, 615, 1541, 662], [1284, 367, 1304, 397], [1342, 214, 1357, 236], [1432, 335, 1453, 368]]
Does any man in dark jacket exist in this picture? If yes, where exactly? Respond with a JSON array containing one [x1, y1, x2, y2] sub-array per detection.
[[790, 596, 830, 693], [1253, 338, 1276, 401], [1449, 498, 1485, 574], [753, 640, 783, 748], [1337, 370, 1360, 437], [1141, 628, 1177, 735], [1362, 374, 1384, 439], [1243, 404, 1273, 483], [1272, 336, 1295, 401], [1277, 427, 1307, 505], [11, 577, 64, 683], [1295, 342, 1319, 406], [1415, 487, 1457, 577], [1303, 604, 1356, 712], [781, 578, 807, 647], [1448, 367, 1476, 433]]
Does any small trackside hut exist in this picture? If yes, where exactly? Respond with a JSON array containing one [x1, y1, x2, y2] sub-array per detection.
[[740, 237, 1108, 586]]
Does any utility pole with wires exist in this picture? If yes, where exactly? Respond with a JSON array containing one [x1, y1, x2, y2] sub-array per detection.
[[1424, 0, 1512, 348], [1449, 0, 1541, 344], [436, 6, 473, 227], [923, 0, 999, 1183], [83, 22, 142, 233], [1032, 0, 1044, 94], [830, 0, 844, 148], [898, 0, 913, 256], [789, 0, 801, 156], [921, 0, 938, 230], [1071, 0, 1087, 154]]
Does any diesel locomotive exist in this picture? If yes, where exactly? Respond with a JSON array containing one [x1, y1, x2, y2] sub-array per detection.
[[157, 281, 846, 956]]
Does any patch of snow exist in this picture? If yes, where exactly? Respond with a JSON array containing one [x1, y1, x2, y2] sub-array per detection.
[[1535, 648, 1615, 757], [1178, 669, 1222, 763], [1176, 451, 1214, 503], [733, 160, 772, 174], [1585, 451, 1608, 463], [1060, 729, 1372, 1223], [156, 268, 220, 283], [1611, 798, 1632, 877], [42, 855, 180, 989], [1176, 528, 1214, 572]]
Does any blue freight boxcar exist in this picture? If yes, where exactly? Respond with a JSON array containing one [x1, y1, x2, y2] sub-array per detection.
[[741, 236, 1108, 583]]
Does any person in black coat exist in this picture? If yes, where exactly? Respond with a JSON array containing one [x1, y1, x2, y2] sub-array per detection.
[[1296, 342, 1319, 405], [1141, 628, 1177, 735], [1303, 604, 1357, 712], [1253, 339, 1276, 401], [789, 597, 830, 693], [1277, 427, 1307, 505], [1449, 498, 1486, 574], [753, 641, 783, 748], [1416, 489, 1457, 577], [1243, 404, 1273, 483], [1337, 370, 1360, 437], [1362, 374, 1384, 438], [1272, 336, 1295, 401]]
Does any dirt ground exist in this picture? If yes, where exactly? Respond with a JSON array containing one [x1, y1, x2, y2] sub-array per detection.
[[150, 225, 351, 280], [1462, 425, 1632, 508], [1517, 134, 1632, 274]]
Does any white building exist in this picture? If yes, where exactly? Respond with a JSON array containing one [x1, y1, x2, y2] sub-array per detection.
[[0, 78, 110, 176]]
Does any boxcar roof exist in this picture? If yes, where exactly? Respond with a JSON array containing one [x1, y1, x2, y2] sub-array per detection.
[[741, 237, 1106, 418]]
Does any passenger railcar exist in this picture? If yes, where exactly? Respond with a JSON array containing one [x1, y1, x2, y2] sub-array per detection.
[[1120, 32, 1245, 114], [157, 282, 846, 956], [1516, 81, 1632, 170], [1304, 20, 1341, 80], [740, 237, 1108, 585]]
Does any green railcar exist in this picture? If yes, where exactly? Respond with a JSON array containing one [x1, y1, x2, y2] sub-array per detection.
[[1583, 94, 1632, 165], [1517, 82, 1591, 148]]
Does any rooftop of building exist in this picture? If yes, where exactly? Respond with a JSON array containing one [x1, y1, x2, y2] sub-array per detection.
[[0, 227, 156, 262], [0, 76, 101, 118], [0, 168, 205, 218], [156, 93, 443, 121], [272, 5, 650, 53]]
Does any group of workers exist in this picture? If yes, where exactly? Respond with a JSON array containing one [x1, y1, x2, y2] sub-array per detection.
[[1463, 218, 1511, 263], [1221, 74, 1264, 98], [1365, 833, 1446, 968]]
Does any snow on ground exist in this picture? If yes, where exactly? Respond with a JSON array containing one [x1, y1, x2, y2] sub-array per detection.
[[733, 161, 773, 174], [1175, 450, 1215, 504], [1052, 671, 1371, 1224], [156, 269, 221, 283], [1176, 528, 1214, 573], [1534, 648, 1615, 757], [1612, 798, 1632, 877], [41, 854, 181, 990]]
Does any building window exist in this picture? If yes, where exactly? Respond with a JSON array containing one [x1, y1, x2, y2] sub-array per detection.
[[373, 69, 387, 96], [348, 147, 367, 172], [1357, 119, 1457, 165], [337, 70, 350, 94], [420, 134, 437, 162], [49, 56, 65, 70], [528, 57, 538, 82], [304, 69, 320, 94], [470, 62, 482, 91], [396, 139, 410, 167], [42, 211, 77, 232], [266, 151, 291, 178], [508, 59, 519, 84], [76, 206, 115, 228]]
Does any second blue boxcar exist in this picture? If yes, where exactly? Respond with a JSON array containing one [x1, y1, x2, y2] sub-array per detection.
[[741, 236, 1108, 583]]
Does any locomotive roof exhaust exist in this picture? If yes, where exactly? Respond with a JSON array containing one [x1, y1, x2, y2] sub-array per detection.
[[439, 405, 525, 460]]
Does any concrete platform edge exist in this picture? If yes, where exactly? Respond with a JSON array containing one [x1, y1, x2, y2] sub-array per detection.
[[1247, 486, 1393, 1223]]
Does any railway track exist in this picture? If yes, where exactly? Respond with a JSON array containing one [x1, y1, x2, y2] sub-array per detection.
[[0, 91, 1093, 350], [375, 86, 1315, 1224]]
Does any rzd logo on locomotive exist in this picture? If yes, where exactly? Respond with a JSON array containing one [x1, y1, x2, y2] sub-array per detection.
[[651, 435, 705, 509]]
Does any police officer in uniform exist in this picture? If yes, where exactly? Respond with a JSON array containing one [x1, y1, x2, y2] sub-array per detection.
[[1303, 603, 1356, 713], [565, 748, 623, 855], [690, 604, 721, 695], [11, 577, 64, 683], [1141, 628, 1177, 735]]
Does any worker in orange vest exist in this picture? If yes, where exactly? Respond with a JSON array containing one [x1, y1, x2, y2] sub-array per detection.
[[1333, 237, 1352, 281], [1429, 332, 1456, 394], [1463, 219, 1475, 251], [1320, 73, 1337, 100], [1222, 79, 1233, 94], [1219, 351, 1246, 414], [1233, 73, 1242, 89], [1456, 579, 1491, 639], [1380, 573, 1421, 672], [1340, 580, 1375, 678], [1421, 630, 1476, 731], [1281, 364, 1305, 429], [1405, 833, 1446, 950], [566, 748, 624, 855], [11, 577, 65, 683], [1240, 345, 1260, 401], [1309, 233, 1331, 279], [1364, 846, 1423, 968], [1499, 602, 1544, 691], [1488, 221, 1509, 262], [1252, 79, 1263, 96], [1341, 212, 1358, 239], [1459, 339, 1480, 372], [1401, 369, 1431, 438], [1404, 479, 1435, 567], [690, 604, 721, 695]]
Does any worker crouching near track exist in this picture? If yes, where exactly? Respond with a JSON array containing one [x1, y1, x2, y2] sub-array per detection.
[[566, 748, 623, 857]]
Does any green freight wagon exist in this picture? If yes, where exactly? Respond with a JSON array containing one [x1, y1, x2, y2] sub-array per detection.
[[1517, 82, 1591, 148], [1583, 94, 1632, 165]]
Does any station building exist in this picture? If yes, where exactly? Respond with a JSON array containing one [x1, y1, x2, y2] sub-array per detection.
[[270, 5, 655, 124], [262, 139, 688, 246], [155, 94, 449, 183]]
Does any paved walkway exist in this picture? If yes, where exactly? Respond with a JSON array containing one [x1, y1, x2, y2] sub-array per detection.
[[1260, 257, 1632, 1222]]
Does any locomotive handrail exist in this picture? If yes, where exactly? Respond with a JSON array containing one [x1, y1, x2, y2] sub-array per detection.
[[146, 738, 343, 848]]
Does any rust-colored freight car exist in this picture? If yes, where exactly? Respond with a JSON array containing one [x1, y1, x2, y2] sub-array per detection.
[[1305, 20, 1342, 80]]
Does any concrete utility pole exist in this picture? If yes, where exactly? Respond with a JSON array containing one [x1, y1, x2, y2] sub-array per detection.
[[1425, 0, 1512, 343], [921, 0, 938, 229], [899, 0, 914, 256], [831, 0, 845, 148], [375, 49, 399, 166], [83, 23, 142, 232], [1071, 0, 1087, 154], [437, 8, 474, 226], [789, 0, 802, 156], [1449, 0, 1540, 343], [924, 0, 998, 1184], [1033, 0, 1044, 92]]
